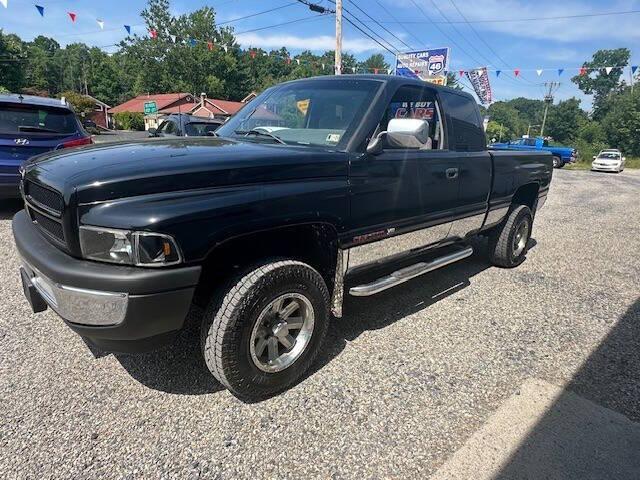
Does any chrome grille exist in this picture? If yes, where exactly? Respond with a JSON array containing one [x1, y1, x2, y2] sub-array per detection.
[[24, 181, 63, 216]]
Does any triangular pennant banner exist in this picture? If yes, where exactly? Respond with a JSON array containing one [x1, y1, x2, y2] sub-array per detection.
[[0, 0, 7, 8], [459, 70, 465, 77], [124, 25, 131, 35], [249, 50, 256, 59], [68, 12, 76, 22], [495, 70, 501, 77], [579, 67, 587, 76], [321, 63, 325, 70], [149, 29, 158, 39], [97, 20, 104, 30], [558, 68, 564, 76], [223, 45, 228, 52], [296, 59, 300, 65], [373, 68, 379, 74], [632, 65, 638, 74], [514, 69, 520, 77], [207, 41, 213, 51], [189, 38, 197, 47], [605, 67, 613, 74], [35, 5, 44, 16], [477, 69, 484, 77], [536, 69, 543, 76], [170, 35, 176, 43], [387, 68, 392, 74]]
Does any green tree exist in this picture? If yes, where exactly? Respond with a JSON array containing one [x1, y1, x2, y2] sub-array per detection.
[[600, 86, 640, 156], [545, 98, 587, 144], [61, 90, 96, 118], [572, 48, 630, 119], [0, 31, 26, 91], [358, 53, 389, 74]]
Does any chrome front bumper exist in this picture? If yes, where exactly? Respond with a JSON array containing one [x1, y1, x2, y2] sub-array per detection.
[[591, 164, 620, 171], [21, 262, 128, 326]]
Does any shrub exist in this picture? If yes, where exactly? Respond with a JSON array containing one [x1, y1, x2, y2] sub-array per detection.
[[113, 111, 145, 131]]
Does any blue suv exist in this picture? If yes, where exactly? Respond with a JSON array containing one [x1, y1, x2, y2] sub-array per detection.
[[1, 94, 92, 198]]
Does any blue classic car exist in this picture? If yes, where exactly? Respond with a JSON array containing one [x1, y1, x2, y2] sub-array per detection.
[[1, 94, 92, 198], [490, 136, 576, 168]]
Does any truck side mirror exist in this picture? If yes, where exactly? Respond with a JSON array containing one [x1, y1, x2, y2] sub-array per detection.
[[366, 118, 431, 154]]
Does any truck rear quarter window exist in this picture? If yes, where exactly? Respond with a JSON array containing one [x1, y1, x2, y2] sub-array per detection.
[[440, 91, 485, 152]]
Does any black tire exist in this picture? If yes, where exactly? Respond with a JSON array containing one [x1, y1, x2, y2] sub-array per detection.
[[552, 156, 564, 169], [200, 260, 330, 401], [489, 205, 533, 268]]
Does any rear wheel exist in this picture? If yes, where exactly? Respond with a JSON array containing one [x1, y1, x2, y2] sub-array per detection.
[[200, 260, 330, 401], [489, 205, 533, 268], [552, 156, 564, 168]]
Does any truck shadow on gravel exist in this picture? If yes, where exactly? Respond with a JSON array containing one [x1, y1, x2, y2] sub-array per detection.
[[112, 237, 536, 397]]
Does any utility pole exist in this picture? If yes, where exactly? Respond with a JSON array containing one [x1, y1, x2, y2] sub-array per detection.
[[540, 81, 560, 137], [335, 0, 342, 75]]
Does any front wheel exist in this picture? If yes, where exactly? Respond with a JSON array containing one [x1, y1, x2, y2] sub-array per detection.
[[489, 205, 533, 268], [201, 260, 330, 401], [552, 156, 564, 168]]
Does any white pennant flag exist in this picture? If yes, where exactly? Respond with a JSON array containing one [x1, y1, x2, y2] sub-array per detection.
[[387, 68, 392, 74], [352, 67, 357, 73], [1, 0, 8, 8], [321, 63, 325, 70], [605, 67, 613, 74], [477, 69, 484, 77], [223, 45, 228, 52], [97, 19, 104, 30], [536, 69, 543, 76], [296, 58, 300, 65], [170, 35, 176, 43]]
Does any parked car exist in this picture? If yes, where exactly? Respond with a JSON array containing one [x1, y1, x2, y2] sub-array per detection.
[[148, 113, 223, 138], [1, 93, 92, 198], [13, 76, 552, 400], [490, 136, 575, 168], [591, 150, 625, 173]]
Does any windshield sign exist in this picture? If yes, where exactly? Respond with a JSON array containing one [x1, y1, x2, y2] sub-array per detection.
[[217, 79, 380, 148]]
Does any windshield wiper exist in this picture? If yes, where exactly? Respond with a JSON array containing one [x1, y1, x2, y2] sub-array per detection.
[[18, 125, 60, 133], [234, 129, 286, 145]]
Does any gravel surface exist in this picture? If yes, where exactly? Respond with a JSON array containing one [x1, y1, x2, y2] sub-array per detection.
[[1, 169, 639, 479]]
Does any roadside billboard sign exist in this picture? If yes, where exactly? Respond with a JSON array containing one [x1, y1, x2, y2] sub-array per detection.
[[395, 48, 450, 86]]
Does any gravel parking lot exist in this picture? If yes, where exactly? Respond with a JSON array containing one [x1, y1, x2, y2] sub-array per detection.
[[1, 169, 639, 479]]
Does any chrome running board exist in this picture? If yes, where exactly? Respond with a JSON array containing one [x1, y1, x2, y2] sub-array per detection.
[[349, 246, 473, 297]]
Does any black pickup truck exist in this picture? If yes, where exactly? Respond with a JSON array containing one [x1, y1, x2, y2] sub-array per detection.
[[13, 76, 552, 400]]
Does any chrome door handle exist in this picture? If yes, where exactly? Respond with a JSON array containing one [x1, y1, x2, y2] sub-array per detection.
[[446, 168, 458, 179]]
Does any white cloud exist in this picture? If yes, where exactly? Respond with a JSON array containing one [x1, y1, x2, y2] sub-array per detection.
[[235, 33, 380, 54], [407, 0, 640, 42]]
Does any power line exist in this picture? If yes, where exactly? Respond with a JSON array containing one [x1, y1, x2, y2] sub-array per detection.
[[345, 0, 413, 50], [373, 9, 640, 24], [234, 14, 330, 35], [374, 0, 420, 50], [341, 15, 399, 57], [217, 2, 299, 26]]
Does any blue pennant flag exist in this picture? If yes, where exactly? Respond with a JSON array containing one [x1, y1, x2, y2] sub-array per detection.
[[496, 70, 501, 77], [189, 38, 197, 47], [632, 65, 638, 75], [124, 25, 131, 35], [35, 5, 44, 16], [558, 68, 564, 76]]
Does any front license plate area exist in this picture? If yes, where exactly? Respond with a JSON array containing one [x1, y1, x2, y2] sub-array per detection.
[[20, 267, 48, 313]]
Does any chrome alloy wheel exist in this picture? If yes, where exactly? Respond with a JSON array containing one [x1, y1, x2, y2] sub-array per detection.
[[512, 218, 530, 257], [249, 293, 315, 373]]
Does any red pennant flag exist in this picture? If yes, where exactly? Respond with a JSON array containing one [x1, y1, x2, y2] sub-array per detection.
[[514, 68, 520, 77], [67, 12, 76, 22], [579, 67, 587, 76], [207, 41, 213, 51], [373, 68, 379, 74], [249, 50, 256, 59], [149, 29, 158, 39], [286, 57, 291, 64], [459, 70, 465, 77]]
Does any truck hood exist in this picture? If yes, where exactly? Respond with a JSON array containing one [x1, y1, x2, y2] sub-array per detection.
[[23, 137, 348, 204]]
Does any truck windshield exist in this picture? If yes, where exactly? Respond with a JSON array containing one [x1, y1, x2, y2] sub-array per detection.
[[217, 79, 380, 148]]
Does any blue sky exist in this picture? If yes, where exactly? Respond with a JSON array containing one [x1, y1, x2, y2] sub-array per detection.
[[1, 0, 639, 108]]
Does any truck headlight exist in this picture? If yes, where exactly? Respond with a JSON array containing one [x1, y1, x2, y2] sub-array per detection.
[[79, 226, 182, 266]]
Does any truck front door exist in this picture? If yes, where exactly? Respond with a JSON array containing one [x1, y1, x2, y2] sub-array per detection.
[[347, 84, 459, 271]]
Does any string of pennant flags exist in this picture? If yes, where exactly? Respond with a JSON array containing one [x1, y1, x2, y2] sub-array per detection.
[[1, 1, 638, 78]]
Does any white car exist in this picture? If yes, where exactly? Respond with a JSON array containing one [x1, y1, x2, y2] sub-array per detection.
[[592, 150, 625, 173]]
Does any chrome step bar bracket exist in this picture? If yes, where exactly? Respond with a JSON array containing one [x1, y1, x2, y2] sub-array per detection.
[[349, 246, 474, 297]]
